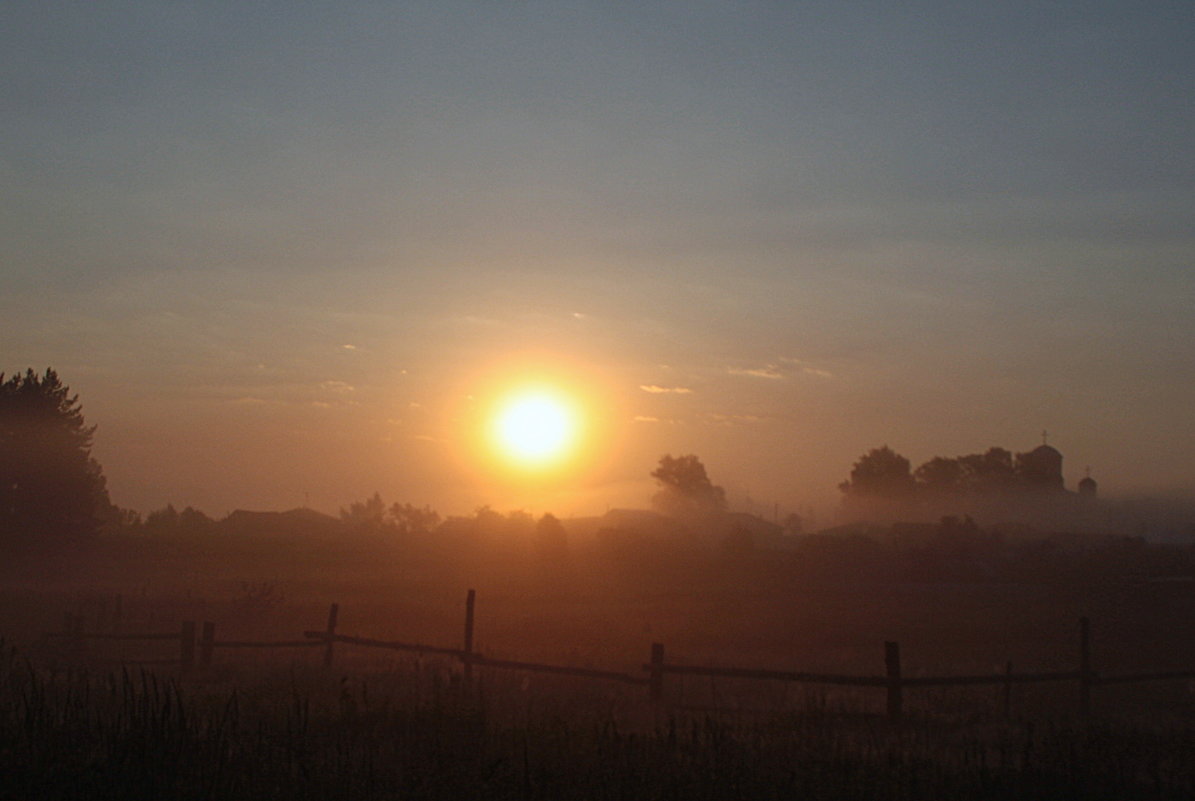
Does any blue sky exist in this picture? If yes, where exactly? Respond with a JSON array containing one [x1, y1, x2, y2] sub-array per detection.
[[3, 1, 1193, 517]]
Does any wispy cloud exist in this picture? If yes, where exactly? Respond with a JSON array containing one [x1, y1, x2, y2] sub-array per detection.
[[319, 380, 355, 393], [705, 413, 764, 426], [639, 384, 692, 394], [633, 415, 660, 423], [779, 357, 834, 379], [728, 366, 783, 380]]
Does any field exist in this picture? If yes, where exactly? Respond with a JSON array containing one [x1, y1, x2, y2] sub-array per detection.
[[2, 529, 1195, 799]]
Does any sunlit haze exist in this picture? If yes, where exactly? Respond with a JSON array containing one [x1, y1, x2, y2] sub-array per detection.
[[5, 9, 1195, 786], [2, 2, 1193, 520], [492, 390, 578, 469]]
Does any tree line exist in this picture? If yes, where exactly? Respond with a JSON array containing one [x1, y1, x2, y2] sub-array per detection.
[[0, 366, 1087, 552], [840, 444, 1069, 499]]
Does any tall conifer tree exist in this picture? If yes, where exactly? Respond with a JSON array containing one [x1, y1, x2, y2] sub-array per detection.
[[0, 368, 111, 542]]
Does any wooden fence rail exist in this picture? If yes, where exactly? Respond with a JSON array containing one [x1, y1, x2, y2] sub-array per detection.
[[45, 618, 196, 669], [42, 595, 1195, 721], [644, 619, 1114, 720], [300, 631, 466, 658], [196, 621, 323, 667], [900, 670, 1083, 687], [470, 654, 646, 685], [643, 661, 888, 687]]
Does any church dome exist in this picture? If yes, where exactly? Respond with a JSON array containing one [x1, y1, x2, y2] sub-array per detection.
[[1017, 442, 1064, 490], [1028, 444, 1061, 459]]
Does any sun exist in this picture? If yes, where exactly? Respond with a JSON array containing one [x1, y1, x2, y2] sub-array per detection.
[[457, 354, 618, 484], [489, 387, 579, 469]]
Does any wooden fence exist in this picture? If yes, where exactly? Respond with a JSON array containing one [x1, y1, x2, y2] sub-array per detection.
[[44, 592, 1195, 721], [644, 621, 1105, 720], [48, 612, 196, 668]]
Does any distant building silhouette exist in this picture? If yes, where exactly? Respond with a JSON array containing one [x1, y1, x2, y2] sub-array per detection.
[[839, 434, 1106, 529], [1016, 443, 1065, 491]]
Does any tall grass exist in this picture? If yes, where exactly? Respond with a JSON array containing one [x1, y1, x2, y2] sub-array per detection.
[[1, 640, 1194, 800]]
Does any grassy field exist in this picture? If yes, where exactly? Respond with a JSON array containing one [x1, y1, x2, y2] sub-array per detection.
[[2, 531, 1195, 798], [2, 645, 1194, 800]]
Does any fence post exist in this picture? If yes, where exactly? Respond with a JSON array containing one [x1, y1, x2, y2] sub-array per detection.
[[885, 641, 903, 721], [463, 589, 476, 681], [200, 621, 215, 668], [1079, 616, 1092, 716], [180, 621, 196, 672], [323, 603, 339, 668], [649, 642, 665, 702]]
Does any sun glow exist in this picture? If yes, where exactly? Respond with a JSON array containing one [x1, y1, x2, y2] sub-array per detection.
[[490, 388, 578, 468], [453, 354, 622, 489]]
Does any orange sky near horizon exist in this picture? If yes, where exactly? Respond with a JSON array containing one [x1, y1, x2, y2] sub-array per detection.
[[3, 3, 1194, 521]]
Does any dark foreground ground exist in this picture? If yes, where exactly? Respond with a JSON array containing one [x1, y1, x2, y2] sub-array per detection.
[[2, 649, 1193, 801], [2, 530, 1194, 799]]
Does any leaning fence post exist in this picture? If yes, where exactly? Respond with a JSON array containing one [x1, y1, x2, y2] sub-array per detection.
[[200, 621, 215, 668], [885, 641, 903, 721], [323, 603, 339, 668], [463, 589, 476, 681], [1079, 616, 1092, 716], [649, 642, 665, 702], [180, 621, 196, 671]]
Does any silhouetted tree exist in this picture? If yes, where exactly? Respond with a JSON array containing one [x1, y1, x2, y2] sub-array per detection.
[[914, 446, 1061, 500], [463, 506, 536, 543], [914, 456, 963, 493], [0, 368, 112, 543], [505, 509, 535, 532], [111, 506, 142, 529], [534, 512, 568, 560], [340, 495, 442, 536], [144, 503, 214, 535], [178, 505, 214, 534], [340, 492, 387, 531], [472, 505, 505, 536], [651, 454, 726, 516], [957, 447, 1017, 493], [145, 503, 180, 532], [839, 446, 915, 498], [388, 502, 440, 535]]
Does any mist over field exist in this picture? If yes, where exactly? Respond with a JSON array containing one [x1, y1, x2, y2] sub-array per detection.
[[4, 1, 1195, 797]]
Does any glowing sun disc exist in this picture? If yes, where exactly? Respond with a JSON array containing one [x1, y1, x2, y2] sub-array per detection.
[[492, 392, 575, 465]]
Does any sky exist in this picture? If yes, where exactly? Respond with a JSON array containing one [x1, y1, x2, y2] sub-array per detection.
[[3, 1, 1193, 521]]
